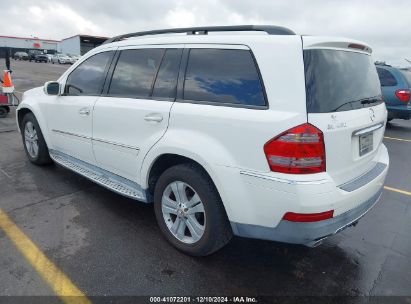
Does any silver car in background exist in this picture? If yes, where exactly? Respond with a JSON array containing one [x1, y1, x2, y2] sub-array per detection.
[[51, 53, 72, 64]]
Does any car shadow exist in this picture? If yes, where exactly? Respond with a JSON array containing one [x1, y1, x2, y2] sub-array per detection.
[[386, 121, 411, 130], [77, 184, 363, 297]]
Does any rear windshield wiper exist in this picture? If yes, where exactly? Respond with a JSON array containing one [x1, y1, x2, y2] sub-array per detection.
[[360, 97, 381, 105], [331, 95, 382, 112]]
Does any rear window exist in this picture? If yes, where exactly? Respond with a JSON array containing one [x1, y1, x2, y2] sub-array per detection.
[[304, 50, 382, 113], [184, 49, 266, 107], [376, 68, 398, 86], [399, 70, 411, 87]]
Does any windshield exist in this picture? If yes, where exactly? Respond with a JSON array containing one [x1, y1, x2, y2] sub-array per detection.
[[304, 49, 382, 113], [400, 70, 411, 87]]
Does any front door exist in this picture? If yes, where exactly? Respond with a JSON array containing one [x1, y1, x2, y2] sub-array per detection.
[[47, 50, 115, 164]]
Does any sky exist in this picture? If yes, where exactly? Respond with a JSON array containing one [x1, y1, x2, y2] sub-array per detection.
[[2, 0, 411, 67]]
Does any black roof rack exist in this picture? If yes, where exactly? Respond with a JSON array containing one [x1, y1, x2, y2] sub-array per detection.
[[104, 25, 295, 44]]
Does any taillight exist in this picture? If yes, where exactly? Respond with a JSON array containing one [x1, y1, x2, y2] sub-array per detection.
[[264, 123, 326, 174], [395, 89, 411, 103]]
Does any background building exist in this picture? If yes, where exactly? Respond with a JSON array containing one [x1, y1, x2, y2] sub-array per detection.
[[0, 35, 59, 55], [59, 35, 108, 56], [0, 34, 108, 57]]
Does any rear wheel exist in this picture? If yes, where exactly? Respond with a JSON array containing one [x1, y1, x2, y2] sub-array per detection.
[[154, 163, 232, 256], [21, 113, 52, 165]]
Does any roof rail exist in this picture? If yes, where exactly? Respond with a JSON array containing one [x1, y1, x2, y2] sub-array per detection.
[[103, 25, 295, 44]]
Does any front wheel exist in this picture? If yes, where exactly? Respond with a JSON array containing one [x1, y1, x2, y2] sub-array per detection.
[[21, 113, 53, 165], [0, 107, 7, 118], [154, 164, 232, 256]]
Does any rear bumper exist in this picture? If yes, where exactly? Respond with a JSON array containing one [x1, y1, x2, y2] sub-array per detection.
[[215, 144, 389, 246], [231, 187, 382, 247], [387, 105, 411, 120]]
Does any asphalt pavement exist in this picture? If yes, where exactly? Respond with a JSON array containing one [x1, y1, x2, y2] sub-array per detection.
[[0, 60, 410, 302]]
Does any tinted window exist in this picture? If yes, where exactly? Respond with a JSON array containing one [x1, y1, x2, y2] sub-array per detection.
[[304, 50, 382, 113], [184, 49, 266, 106], [109, 49, 164, 98], [376, 68, 398, 86], [152, 49, 182, 99], [399, 70, 411, 87], [65, 52, 113, 96]]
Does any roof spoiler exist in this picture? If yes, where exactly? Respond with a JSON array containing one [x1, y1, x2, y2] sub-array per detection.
[[302, 36, 373, 54], [103, 25, 296, 44]]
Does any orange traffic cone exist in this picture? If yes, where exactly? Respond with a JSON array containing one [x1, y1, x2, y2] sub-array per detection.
[[2, 70, 14, 94]]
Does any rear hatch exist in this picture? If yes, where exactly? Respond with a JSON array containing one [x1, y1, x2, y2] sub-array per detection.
[[302, 37, 387, 185]]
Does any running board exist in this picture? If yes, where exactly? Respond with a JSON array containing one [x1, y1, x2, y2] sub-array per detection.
[[49, 150, 148, 202]]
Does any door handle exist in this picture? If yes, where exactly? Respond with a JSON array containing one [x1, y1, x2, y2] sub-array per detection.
[[79, 108, 90, 116], [144, 114, 163, 123]]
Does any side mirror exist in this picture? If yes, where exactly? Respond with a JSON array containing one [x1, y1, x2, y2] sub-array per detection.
[[44, 81, 60, 96]]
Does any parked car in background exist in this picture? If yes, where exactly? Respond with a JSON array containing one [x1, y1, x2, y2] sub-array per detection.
[[34, 54, 49, 63], [16, 25, 389, 256], [46, 54, 53, 62], [28, 50, 44, 62], [14, 52, 29, 60], [51, 53, 72, 64], [376, 64, 411, 121], [68, 54, 81, 64], [399, 68, 411, 86]]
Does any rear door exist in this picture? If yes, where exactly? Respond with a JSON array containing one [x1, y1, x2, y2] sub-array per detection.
[[92, 46, 182, 182], [302, 37, 387, 185]]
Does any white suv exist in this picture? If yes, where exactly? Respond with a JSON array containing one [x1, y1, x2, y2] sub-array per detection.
[[16, 25, 389, 256]]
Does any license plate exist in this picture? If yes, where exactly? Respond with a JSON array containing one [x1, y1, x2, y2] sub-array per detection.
[[359, 132, 373, 156]]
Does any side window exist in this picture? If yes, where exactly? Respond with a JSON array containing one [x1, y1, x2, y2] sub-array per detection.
[[376, 67, 398, 86], [108, 49, 164, 98], [152, 49, 182, 99], [65, 52, 113, 96], [184, 49, 266, 106]]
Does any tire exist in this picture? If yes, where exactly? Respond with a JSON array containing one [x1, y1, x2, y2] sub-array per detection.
[[154, 163, 232, 256], [0, 107, 7, 118], [21, 113, 53, 165]]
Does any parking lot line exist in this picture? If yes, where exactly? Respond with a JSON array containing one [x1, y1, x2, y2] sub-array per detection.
[[0, 209, 91, 304], [384, 136, 411, 143], [384, 186, 411, 196]]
